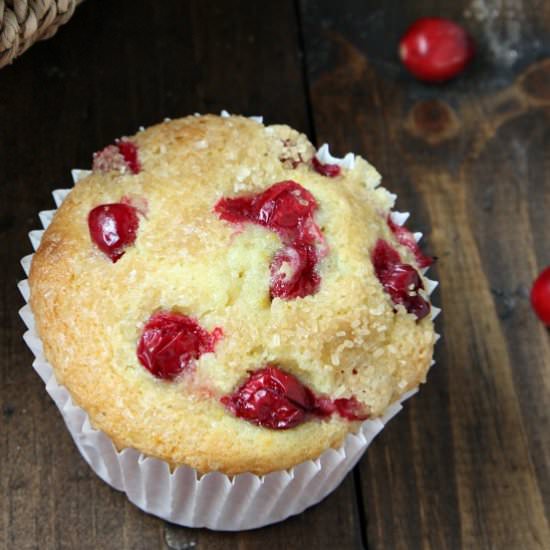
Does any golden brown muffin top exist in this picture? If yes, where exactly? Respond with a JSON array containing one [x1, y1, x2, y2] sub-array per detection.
[[29, 114, 435, 475]]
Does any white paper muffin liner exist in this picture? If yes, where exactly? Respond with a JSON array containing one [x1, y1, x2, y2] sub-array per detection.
[[18, 128, 440, 531]]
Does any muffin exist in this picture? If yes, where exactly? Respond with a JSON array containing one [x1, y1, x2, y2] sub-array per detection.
[[23, 113, 437, 527]]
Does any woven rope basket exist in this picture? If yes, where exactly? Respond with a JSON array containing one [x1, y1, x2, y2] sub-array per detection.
[[0, 0, 82, 68]]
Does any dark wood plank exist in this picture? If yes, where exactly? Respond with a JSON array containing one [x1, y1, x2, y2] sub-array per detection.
[[300, 0, 550, 548], [0, 1, 361, 549]]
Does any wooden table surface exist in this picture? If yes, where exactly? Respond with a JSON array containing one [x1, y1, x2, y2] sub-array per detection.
[[1, 1, 549, 548]]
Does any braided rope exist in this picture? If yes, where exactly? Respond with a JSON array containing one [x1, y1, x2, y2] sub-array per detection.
[[0, 0, 82, 68]]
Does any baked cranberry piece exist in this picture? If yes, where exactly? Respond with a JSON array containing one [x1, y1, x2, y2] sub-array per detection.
[[270, 244, 320, 300], [88, 203, 139, 262], [121, 194, 149, 216], [309, 396, 368, 420], [137, 312, 222, 380], [222, 366, 369, 429], [221, 366, 315, 429], [371, 238, 401, 274], [215, 181, 326, 300], [93, 139, 141, 174], [216, 181, 317, 239], [372, 239, 430, 320], [117, 140, 141, 174], [333, 397, 370, 421], [387, 216, 434, 268], [531, 267, 550, 325], [399, 17, 475, 83], [380, 262, 430, 320], [312, 156, 341, 178]]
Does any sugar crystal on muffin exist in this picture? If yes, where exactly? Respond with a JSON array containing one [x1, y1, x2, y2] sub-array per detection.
[[29, 114, 436, 475]]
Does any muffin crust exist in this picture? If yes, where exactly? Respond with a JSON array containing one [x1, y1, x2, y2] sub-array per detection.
[[29, 115, 435, 475]]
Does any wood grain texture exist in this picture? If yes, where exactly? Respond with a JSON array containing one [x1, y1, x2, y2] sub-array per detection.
[[300, 0, 550, 548]]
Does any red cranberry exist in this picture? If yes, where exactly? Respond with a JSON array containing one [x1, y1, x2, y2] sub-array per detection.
[[399, 17, 475, 83], [137, 312, 222, 380], [88, 203, 139, 262], [93, 139, 141, 174], [121, 194, 148, 216], [309, 395, 369, 420], [381, 262, 430, 320], [333, 397, 369, 421], [222, 366, 369, 429], [117, 140, 141, 174], [216, 181, 317, 239], [221, 366, 315, 429], [270, 244, 320, 300], [531, 267, 550, 325], [372, 239, 430, 320], [371, 238, 401, 276], [312, 156, 341, 178], [387, 216, 434, 268], [311, 396, 336, 417], [215, 181, 326, 300]]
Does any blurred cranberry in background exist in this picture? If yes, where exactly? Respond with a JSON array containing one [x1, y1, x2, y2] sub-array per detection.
[[531, 267, 550, 325], [399, 17, 475, 82]]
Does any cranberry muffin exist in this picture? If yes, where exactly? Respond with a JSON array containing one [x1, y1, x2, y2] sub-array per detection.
[[29, 114, 436, 475]]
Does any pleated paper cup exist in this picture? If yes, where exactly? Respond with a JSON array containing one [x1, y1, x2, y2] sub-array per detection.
[[18, 142, 440, 531]]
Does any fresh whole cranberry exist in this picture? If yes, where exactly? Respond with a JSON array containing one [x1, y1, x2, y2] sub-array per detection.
[[531, 267, 550, 325], [137, 312, 222, 380], [387, 216, 434, 268], [215, 181, 326, 300], [399, 17, 475, 83], [372, 239, 431, 320], [312, 156, 341, 178], [88, 203, 139, 262]]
